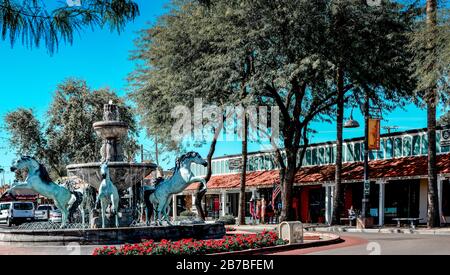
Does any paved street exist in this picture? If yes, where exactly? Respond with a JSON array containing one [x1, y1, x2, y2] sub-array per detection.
[[271, 232, 450, 255], [0, 243, 100, 255], [2, 222, 450, 255]]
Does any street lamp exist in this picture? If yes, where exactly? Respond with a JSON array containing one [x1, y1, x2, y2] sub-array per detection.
[[343, 92, 379, 228], [344, 109, 361, 129]]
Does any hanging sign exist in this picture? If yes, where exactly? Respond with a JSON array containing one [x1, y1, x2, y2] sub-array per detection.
[[441, 128, 450, 147], [368, 119, 381, 150]]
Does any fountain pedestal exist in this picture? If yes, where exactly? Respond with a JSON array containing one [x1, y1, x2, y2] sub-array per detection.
[[67, 101, 156, 225]]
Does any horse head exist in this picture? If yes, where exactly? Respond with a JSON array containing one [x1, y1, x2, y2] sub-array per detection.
[[100, 161, 110, 180], [176, 152, 208, 169], [10, 156, 52, 184]]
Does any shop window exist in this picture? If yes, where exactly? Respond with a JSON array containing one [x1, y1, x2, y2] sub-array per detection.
[[332, 146, 336, 163], [318, 147, 325, 165], [403, 136, 412, 157], [213, 162, 217, 174], [421, 134, 428, 155], [263, 155, 270, 170], [225, 160, 230, 173], [248, 157, 254, 171], [442, 180, 450, 216], [377, 139, 386, 159], [386, 138, 393, 159], [268, 155, 275, 170], [355, 143, 362, 161], [394, 138, 402, 157], [325, 147, 332, 164], [384, 180, 420, 221], [346, 143, 354, 162], [306, 149, 312, 166], [412, 135, 421, 156], [311, 148, 318, 165]]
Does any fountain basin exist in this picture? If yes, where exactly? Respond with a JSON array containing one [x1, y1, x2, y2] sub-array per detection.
[[0, 224, 226, 245], [67, 162, 157, 190], [93, 121, 128, 139]]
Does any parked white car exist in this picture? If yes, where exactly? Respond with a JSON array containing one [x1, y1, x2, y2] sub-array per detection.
[[49, 209, 62, 224], [34, 204, 57, 221], [0, 202, 35, 227]]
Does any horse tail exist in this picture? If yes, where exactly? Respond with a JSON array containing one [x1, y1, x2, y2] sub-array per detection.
[[68, 191, 83, 222]]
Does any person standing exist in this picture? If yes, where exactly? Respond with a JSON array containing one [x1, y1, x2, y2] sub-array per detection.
[[256, 199, 262, 224], [261, 197, 267, 224], [249, 197, 256, 224]]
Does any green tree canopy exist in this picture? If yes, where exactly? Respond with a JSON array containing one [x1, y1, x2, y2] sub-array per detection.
[[130, 0, 419, 221], [409, 2, 449, 105], [4, 79, 139, 178], [1, 0, 139, 53]]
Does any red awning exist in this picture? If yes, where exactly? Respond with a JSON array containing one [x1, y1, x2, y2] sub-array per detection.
[[186, 153, 450, 192]]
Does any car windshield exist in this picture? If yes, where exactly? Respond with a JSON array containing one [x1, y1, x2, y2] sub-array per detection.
[[13, 203, 33, 210], [37, 206, 52, 211], [0, 204, 10, 211]]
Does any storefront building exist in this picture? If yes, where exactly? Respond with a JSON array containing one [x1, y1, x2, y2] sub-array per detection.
[[176, 127, 450, 225]]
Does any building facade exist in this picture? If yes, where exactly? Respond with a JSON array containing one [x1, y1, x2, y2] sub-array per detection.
[[174, 127, 450, 225]]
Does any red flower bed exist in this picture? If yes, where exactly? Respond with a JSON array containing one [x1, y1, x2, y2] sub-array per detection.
[[93, 231, 286, 256]]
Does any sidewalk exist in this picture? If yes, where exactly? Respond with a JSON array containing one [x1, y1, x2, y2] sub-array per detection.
[[232, 224, 279, 233], [306, 225, 450, 235], [233, 223, 450, 236]]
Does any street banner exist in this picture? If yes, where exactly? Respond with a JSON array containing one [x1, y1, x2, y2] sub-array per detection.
[[368, 119, 381, 150]]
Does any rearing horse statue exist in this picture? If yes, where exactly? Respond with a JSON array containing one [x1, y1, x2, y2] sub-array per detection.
[[144, 152, 208, 226], [8, 156, 83, 228], [95, 162, 120, 228]]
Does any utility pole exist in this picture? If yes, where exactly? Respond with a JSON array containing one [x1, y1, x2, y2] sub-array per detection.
[[361, 90, 370, 222]]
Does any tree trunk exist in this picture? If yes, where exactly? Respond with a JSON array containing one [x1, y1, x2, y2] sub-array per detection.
[[426, 0, 440, 228], [280, 149, 297, 222], [427, 96, 440, 228], [196, 120, 223, 221], [238, 115, 248, 225], [332, 67, 345, 225]]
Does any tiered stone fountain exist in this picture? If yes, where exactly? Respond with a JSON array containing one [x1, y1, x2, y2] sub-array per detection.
[[67, 101, 156, 191], [0, 101, 226, 245]]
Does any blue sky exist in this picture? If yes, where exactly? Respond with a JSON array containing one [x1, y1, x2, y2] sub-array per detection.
[[0, 0, 445, 184]]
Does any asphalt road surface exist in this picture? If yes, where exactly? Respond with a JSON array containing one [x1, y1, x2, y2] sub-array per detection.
[[271, 232, 450, 255], [1, 223, 450, 255]]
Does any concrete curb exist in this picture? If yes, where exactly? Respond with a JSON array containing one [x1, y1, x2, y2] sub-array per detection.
[[306, 226, 450, 236], [209, 233, 343, 256]]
